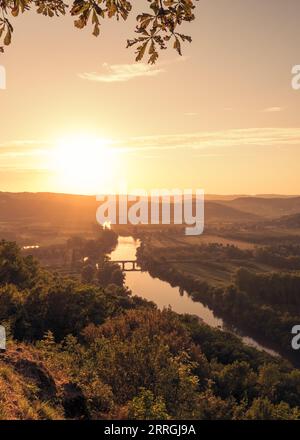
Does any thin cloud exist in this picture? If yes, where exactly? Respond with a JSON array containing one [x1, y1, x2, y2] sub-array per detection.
[[0, 140, 50, 156], [115, 128, 300, 152], [3, 128, 300, 163], [262, 107, 284, 113], [78, 57, 187, 83], [78, 62, 164, 83], [184, 112, 198, 117]]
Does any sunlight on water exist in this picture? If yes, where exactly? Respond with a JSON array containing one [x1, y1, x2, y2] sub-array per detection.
[[111, 237, 222, 326]]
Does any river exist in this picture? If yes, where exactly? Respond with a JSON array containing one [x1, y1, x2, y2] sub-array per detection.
[[111, 236, 280, 358]]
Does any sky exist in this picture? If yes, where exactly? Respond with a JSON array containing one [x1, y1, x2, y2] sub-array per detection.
[[0, 0, 300, 195]]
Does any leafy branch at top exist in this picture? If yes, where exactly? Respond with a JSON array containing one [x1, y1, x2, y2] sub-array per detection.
[[0, 0, 198, 63]]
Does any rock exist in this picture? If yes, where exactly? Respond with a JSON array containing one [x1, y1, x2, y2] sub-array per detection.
[[14, 359, 57, 400], [62, 382, 88, 419]]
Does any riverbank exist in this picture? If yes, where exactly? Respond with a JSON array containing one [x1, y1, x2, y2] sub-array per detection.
[[110, 236, 285, 361], [134, 238, 299, 367]]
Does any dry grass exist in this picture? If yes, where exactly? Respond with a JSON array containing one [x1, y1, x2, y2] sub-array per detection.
[[0, 343, 65, 420]]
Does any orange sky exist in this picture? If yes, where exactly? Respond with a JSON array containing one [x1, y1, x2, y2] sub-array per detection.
[[0, 0, 300, 195]]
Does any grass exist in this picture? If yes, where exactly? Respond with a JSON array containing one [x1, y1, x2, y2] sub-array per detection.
[[0, 345, 65, 420]]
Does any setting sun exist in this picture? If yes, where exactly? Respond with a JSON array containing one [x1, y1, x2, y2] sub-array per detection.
[[53, 134, 119, 194]]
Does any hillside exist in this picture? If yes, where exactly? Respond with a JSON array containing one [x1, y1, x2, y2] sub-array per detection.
[[0, 192, 97, 225], [1, 228, 300, 420], [0, 192, 260, 227], [217, 197, 300, 218], [265, 213, 300, 228], [0, 343, 65, 420], [204, 201, 260, 223]]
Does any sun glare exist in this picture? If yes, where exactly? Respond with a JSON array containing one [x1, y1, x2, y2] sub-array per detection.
[[53, 134, 118, 194]]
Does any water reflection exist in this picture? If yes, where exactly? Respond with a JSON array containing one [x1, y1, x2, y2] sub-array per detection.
[[111, 236, 280, 358]]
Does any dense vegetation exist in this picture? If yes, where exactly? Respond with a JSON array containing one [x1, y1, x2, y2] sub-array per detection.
[[136, 239, 300, 362], [0, 238, 300, 420]]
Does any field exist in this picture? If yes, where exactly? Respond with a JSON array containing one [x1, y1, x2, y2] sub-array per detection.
[[139, 230, 287, 287]]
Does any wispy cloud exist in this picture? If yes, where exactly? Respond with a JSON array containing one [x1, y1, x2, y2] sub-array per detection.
[[184, 112, 198, 117], [262, 107, 284, 113], [114, 128, 300, 153], [2, 128, 300, 165], [78, 57, 187, 83], [78, 62, 164, 83], [0, 140, 50, 157]]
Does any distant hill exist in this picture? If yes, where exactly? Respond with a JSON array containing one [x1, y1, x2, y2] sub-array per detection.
[[204, 194, 248, 201], [0, 192, 97, 226], [0, 192, 261, 227], [205, 194, 299, 201], [265, 213, 300, 228], [216, 196, 300, 218], [204, 201, 260, 223]]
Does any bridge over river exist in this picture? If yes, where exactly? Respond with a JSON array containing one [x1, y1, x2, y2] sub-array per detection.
[[110, 259, 202, 272], [111, 260, 141, 271]]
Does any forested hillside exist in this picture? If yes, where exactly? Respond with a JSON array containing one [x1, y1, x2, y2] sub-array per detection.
[[0, 238, 300, 420]]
